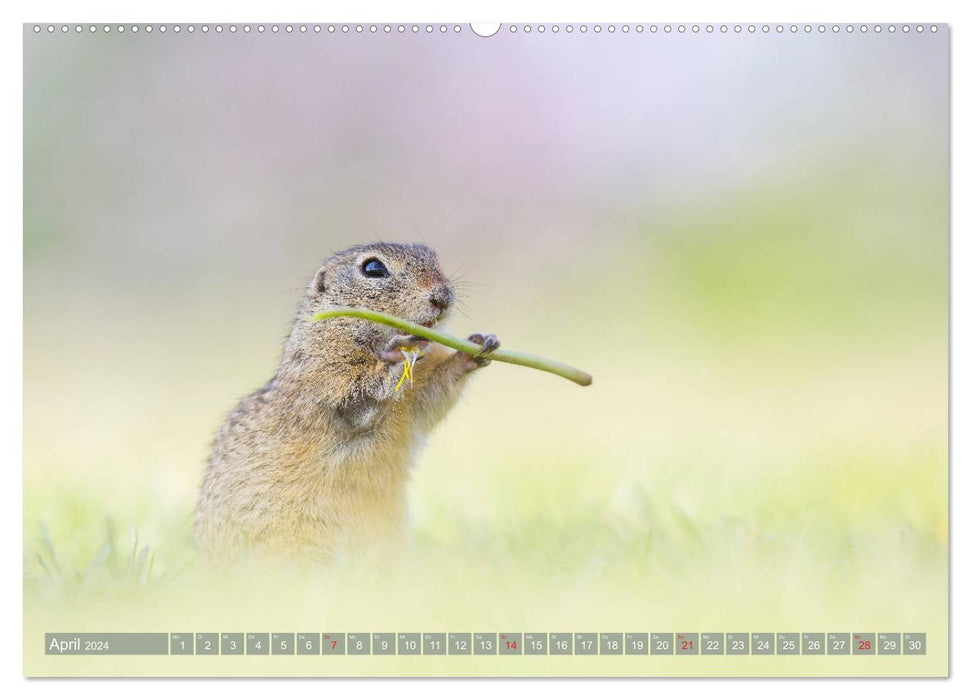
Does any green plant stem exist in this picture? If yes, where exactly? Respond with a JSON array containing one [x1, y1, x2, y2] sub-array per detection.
[[311, 307, 593, 387]]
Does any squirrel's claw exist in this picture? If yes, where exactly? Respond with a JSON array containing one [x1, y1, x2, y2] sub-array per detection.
[[463, 333, 500, 369], [378, 334, 430, 363], [468, 333, 500, 356]]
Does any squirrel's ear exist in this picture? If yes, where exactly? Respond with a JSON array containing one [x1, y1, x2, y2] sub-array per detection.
[[309, 267, 327, 297]]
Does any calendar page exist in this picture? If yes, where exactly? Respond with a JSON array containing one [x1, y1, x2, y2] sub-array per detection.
[[23, 21, 948, 678]]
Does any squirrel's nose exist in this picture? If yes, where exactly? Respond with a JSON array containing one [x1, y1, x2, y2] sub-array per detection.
[[429, 286, 455, 310]]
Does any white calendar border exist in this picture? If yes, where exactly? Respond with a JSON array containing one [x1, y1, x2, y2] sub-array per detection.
[[2, 0, 965, 697]]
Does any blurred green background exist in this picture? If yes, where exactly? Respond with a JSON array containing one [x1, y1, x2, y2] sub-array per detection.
[[23, 26, 947, 675]]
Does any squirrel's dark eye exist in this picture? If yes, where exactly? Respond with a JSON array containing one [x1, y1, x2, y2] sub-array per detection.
[[361, 258, 389, 278]]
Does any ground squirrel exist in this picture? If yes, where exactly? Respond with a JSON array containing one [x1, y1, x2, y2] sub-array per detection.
[[195, 243, 499, 562]]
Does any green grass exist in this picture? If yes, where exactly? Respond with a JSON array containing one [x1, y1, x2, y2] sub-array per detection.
[[22, 333, 948, 676]]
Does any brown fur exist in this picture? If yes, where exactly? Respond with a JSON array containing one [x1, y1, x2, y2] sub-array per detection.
[[195, 243, 494, 562]]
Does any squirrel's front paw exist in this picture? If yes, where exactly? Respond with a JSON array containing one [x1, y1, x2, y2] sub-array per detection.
[[456, 333, 500, 371], [378, 334, 430, 363]]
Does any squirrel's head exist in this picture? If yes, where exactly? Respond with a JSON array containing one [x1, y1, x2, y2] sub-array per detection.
[[305, 242, 455, 330], [280, 242, 456, 394]]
